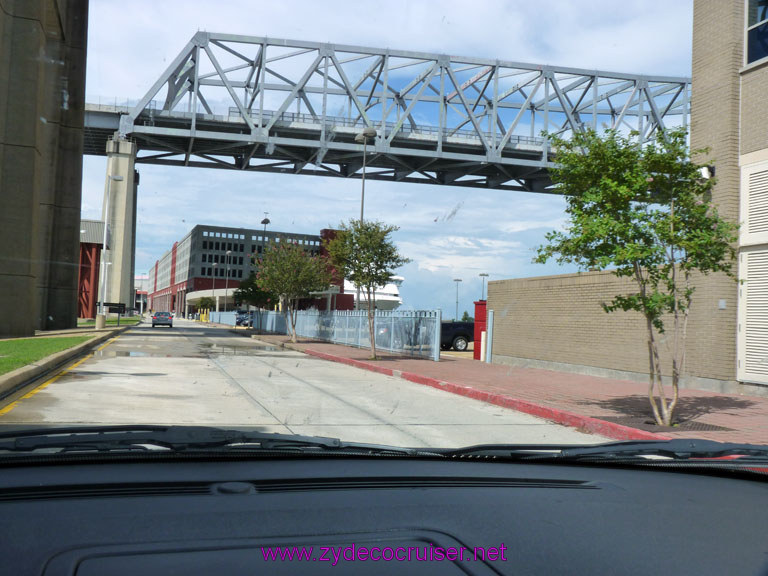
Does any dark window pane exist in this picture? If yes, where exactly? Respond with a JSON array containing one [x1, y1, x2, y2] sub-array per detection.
[[749, 0, 768, 26], [748, 20, 768, 63]]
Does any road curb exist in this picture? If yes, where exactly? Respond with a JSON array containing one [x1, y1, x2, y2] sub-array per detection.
[[0, 327, 129, 400], [303, 349, 670, 442]]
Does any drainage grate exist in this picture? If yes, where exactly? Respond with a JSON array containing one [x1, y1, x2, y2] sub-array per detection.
[[594, 416, 734, 433]]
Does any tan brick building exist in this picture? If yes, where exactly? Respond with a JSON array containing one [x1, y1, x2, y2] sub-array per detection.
[[487, 1, 768, 396]]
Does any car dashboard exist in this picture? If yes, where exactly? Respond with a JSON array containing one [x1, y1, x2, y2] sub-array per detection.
[[1, 456, 767, 575]]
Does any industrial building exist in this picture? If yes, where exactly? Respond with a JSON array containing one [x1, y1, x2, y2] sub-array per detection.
[[146, 225, 344, 316]]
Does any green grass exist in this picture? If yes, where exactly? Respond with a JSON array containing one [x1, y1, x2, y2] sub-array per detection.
[[0, 336, 94, 375], [77, 317, 142, 326]]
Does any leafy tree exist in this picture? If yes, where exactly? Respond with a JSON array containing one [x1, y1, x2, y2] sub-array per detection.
[[198, 296, 215, 311], [535, 127, 737, 426], [325, 220, 410, 359], [233, 271, 275, 332], [461, 311, 474, 322], [256, 242, 331, 342]]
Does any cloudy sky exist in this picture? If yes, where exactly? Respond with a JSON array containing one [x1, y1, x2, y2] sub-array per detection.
[[82, 0, 693, 317]]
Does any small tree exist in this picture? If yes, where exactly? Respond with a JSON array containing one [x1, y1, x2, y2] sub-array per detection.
[[325, 220, 410, 359], [256, 242, 331, 342], [535, 127, 737, 426], [461, 311, 474, 322], [233, 271, 274, 332], [198, 296, 215, 312]]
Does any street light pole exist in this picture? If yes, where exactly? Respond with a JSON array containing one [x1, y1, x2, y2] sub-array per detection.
[[225, 250, 232, 312], [479, 273, 489, 300], [212, 262, 218, 322], [354, 126, 376, 310], [453, 278, 462, 321], [99, 174, 123, 317], [261, 214, 270, 258]]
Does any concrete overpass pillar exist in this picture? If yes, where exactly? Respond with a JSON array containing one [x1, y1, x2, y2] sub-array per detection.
[[0, 1, 89, 337], [101, 138, 138, 312]]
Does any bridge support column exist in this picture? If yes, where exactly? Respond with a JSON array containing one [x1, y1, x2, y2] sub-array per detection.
[[0, 1, 89, 337], [101, 138, 138, 313]]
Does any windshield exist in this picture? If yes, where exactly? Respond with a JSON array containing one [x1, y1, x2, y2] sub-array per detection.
[[3, 0, 767, 456]]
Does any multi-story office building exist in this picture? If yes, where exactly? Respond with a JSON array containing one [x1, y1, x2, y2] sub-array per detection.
[[147, 224, 325, 315]]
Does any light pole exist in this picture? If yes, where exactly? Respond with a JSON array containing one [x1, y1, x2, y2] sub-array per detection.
[[453, 278, 462, 321], [212, 262, 218, 321], [479, 273, 489, 300], [260, 214, 270, 258], [225, 250, 232, 312], [354, 126, 376, 310], [99, 174, 123, 317]]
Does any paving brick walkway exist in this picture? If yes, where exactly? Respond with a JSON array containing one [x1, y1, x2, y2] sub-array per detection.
[[247, 332, 768, 444]]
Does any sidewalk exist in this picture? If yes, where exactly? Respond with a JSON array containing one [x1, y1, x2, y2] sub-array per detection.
[[250, 333, 768, 444]]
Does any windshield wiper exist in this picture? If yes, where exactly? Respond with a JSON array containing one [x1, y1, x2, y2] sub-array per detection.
[[440, 439, 768, 462], [0, 425, 430, 456]]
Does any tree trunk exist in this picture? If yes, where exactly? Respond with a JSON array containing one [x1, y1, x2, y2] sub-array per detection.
[[635, 263, 665, 426], [289, 301, 298, 343], [367, 287, 376, 359]]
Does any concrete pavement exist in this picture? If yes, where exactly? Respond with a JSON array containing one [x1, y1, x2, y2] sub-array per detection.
[[0, 319, 608, 448], [249, 333, 768, 444]]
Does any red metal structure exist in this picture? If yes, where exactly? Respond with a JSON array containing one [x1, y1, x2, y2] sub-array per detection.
[[473, 300, 487, 361], [77, 243, 101, 319]]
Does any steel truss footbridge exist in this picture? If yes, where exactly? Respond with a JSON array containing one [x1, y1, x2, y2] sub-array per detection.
[[84, 32, 690, 193]]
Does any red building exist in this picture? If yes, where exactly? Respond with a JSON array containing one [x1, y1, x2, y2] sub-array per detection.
[[77, 219, 105, 319]]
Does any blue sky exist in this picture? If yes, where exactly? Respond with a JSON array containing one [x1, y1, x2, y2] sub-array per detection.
[[82, 0, 694, 318]]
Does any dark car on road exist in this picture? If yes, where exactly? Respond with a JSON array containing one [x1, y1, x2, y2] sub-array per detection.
[[151, 311, 173, 328], [441, 321, 473, 351]]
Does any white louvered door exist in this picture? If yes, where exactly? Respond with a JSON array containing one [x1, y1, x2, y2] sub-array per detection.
[[738, 161, 768, 384]]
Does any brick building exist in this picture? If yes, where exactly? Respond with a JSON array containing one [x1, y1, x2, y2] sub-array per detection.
[[147, 225, 349, 316], [487, 1, 768, 395]]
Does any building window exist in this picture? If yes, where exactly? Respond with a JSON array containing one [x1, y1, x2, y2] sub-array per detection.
[[239, 243, 244, 252], [238, 256, 243, 265], [202, 240, 207, 249], [238, 270, 243, 278], [748, 0, 768, 63]]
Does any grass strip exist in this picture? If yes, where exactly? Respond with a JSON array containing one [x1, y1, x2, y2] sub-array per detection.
[[0, 336, 94, 375]]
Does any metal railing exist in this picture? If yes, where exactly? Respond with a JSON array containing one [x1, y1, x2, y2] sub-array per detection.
[[225, 107, 545, 148], [293, 309, 441, 361]]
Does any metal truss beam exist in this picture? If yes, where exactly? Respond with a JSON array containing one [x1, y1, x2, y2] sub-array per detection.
[[89, 32, 689, 193]]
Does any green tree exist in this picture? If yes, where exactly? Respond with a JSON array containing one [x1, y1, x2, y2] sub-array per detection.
[[535, 127, 737, 426], [198, 296, 215, 311], [461, 311, 474, 322], [233, 271, 275, 332], [325, 220, 410, 359], [256, 242, 331, 342]]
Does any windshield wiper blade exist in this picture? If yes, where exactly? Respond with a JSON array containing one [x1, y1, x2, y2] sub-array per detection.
[[0, 425, 422, 456], [440, 439, 768, 461], [552, 439, 768, 460]]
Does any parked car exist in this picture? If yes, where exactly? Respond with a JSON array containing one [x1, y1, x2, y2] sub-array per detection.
[[441, 321, 473, 351], [235, 311, 253, 327], [151, 311, 173, 328]]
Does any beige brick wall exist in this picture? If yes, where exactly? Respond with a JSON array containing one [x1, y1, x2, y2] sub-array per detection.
[[488, 270, 737, 382], [741, 66, 768, 155]]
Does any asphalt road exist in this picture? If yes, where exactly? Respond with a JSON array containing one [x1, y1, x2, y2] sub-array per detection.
[[0, 319, 607, 448]]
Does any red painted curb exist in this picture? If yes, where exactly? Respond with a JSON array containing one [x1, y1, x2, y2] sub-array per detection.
[[303, 348, 670, 442]]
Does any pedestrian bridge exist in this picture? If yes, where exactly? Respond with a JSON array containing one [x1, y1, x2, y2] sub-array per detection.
[[85, 32, 690, 193]]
